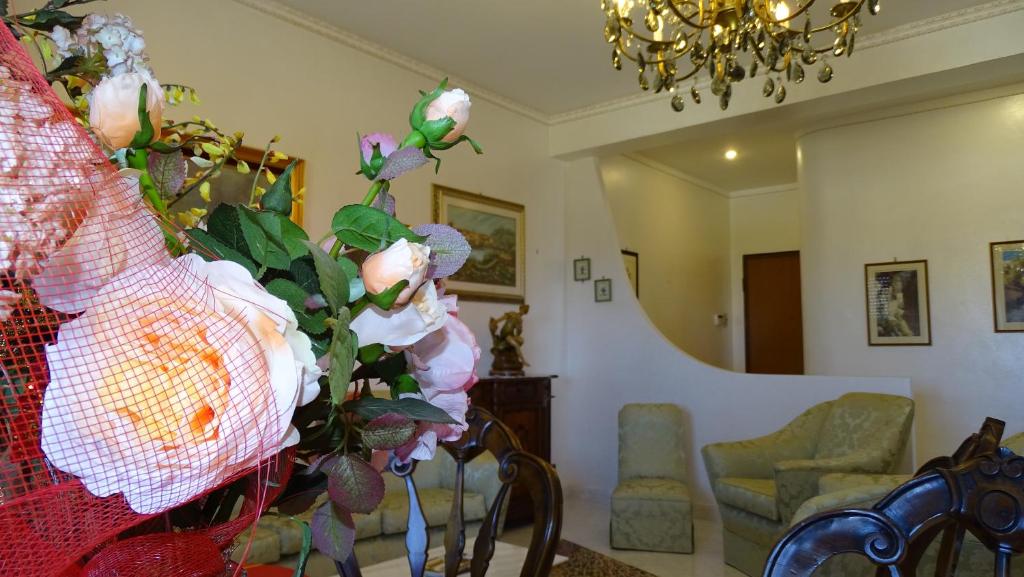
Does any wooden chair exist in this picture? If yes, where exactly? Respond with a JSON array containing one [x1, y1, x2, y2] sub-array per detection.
[[763, 418, 1024, 577], [336, 407, 563, 577]]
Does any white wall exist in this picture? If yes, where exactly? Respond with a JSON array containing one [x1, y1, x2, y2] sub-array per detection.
[[728, 188, 801, 372], [87, 0, 567, 376], [800, 92, 1024, 463], [560, 158, 912, 512], [600, 156, 732, 368]]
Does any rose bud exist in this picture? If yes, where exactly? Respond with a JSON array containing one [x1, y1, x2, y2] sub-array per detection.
[[424, 88, 471, 143], [361, 238, 430, 305], [89, 72, 164, 150], [358, 132, 398, 180]]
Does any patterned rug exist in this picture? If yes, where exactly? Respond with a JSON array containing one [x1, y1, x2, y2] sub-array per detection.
[[550, 540, 659, 577]]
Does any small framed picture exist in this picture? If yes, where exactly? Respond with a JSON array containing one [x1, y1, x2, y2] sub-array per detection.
[[990, 240, 1024, 332], [621, 250, 638, 297], [864, 260, 931, 346], [573, 257, 591, 282], [595, 278, 612, 302]]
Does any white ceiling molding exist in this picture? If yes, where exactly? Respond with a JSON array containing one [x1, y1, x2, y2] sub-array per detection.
[[228, 0, 550, 125], [548, 0, 1024, 125], [728, 183, 799, 199], [621, 153, 728, 197]]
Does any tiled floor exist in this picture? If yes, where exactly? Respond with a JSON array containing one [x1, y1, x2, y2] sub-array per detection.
[[501, 493, 746, 577]]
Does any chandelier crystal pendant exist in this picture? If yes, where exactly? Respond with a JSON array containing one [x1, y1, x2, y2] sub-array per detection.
[[602, 0, 880, 111]]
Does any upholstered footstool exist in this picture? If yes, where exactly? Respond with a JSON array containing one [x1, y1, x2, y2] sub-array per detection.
[[611, 477, 694, 553]]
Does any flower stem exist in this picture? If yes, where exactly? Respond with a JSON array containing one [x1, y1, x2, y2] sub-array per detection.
[[361, 180, 385, 207], [126, 149, 166, 214], [248, 139, 275, 207], [400, 130, 427, 149]]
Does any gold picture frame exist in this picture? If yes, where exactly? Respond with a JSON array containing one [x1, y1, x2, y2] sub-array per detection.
[[432, 184, 525, 303], [178, 145, 305, 226]]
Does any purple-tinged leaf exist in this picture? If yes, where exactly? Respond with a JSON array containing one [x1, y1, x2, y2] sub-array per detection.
[[326, 454, 385, 514], [412, 224, 472, 279], [310, 502, 356, 562], [376, 147, 428, 181], [363, 413, 417, 450], [372, 188, 396, 217], [148, 150, 186, 196]]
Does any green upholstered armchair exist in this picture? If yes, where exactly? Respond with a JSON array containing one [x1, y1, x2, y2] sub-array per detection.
[[610, 403, 694, 554], [701, 392, 914, 576]]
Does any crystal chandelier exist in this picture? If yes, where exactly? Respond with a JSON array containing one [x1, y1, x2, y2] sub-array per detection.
[[602, 0, 880, 111]]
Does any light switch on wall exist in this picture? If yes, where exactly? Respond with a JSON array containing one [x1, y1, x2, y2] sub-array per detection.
[[713, 313, 728, 327]]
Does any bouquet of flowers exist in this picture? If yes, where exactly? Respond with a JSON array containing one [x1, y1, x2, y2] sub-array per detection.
[[0, 2, 483, 575]]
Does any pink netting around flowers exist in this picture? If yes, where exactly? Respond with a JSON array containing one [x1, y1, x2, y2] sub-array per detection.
[[0, 24, 290, 577]]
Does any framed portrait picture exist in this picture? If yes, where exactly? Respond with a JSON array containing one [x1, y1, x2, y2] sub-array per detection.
[[433, 184, 525, 303], [178, 145, 305, 226], [621, 250, 639, 297], [864, 260, 931, 346], [573, 257, 591, 282], [595, 278, 612, 302], [990, 240, 1024, 332]]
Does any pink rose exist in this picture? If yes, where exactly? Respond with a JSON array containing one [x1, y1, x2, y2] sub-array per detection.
[[89, 72, 163, 149], [359, 132, 397, 164], [406, 304, 480, 394], [350, 281, 447, 348], [425, 89, 471, 143], [361, 238, 430, 305]]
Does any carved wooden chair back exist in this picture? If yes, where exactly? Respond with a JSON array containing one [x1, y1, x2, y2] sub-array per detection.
[[763, 418, 1024, 577], [336, 407, 563, 577]]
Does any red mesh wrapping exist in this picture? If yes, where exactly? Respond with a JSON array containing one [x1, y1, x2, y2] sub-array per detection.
[[0, 24, 292, 576]]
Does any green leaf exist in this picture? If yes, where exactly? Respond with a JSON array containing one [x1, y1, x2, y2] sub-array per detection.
[[16, 9, 82, 31], [328, 309, 355, 406], [0, 0, 9, 16], [239, 207, 291, 270], [278, 214, 310, 259], [357, 343, 385, 365], [265, 278, 329, 335], [338, 256, 359, 279], [127, 84, 155, 149], [325, 454, 385, 514], [289, 257, 320, 294], [330, 205, 426, 253], [206, 204, 252, 257], [261, 159, 298, 215], [365, 280, 408, 310], [392, 374, 421, 397], [310, 502, 355, 563], [303, 240, 349, 314], [185, 229, 259, 278], [373, 352, 408, 384], [287, 516, 313, 577], [343, 396, 456, 424], [362, 413, 417, 450]]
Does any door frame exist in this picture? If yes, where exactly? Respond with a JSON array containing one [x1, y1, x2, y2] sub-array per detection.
[[743, 250, 802, 373]]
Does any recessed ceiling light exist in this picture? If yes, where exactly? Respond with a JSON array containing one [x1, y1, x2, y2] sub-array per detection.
[[724, 149, 738, 160]]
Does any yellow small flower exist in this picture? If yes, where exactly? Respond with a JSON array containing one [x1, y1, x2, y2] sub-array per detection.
[[265, 168, 277, 185], [199, 182, 211, 202], [236, 160, 251, 175]]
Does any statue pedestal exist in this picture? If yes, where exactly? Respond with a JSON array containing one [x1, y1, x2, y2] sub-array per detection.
[[490, 348, 525, 376]]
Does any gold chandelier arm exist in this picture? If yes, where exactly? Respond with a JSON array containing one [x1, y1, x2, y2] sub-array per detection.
[[751, 0, 867, 35], [664, 0, 715, 30]]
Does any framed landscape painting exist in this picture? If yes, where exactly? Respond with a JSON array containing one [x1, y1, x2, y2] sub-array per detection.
[[864, 260, 931, 346], [432, 184, 525, 302], [990, 240, 1024, 332], [178, 145, 305, 226]]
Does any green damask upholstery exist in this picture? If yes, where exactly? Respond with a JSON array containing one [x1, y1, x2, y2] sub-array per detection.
[[790, 432, 1024, 577], [701, 393, 914, 576], [611, 403, 694, 554]]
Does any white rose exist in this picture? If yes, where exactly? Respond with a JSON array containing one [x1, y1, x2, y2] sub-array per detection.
[[41, 255, 320, 514], [425, 88, 471, 143], [350, 281, 447, 347], [89, 72, 163, 150], [360, 238, 430, 305]]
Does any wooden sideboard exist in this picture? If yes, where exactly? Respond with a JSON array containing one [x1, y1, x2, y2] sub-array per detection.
[[469, 375, 555, 525]]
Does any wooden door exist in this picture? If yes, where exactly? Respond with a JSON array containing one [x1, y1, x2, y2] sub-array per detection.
[[743, 251, 804, 374]]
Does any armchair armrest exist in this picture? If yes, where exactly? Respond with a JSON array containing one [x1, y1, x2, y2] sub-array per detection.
[[702, 402, 832, 487], [774, 447, 890, 522]]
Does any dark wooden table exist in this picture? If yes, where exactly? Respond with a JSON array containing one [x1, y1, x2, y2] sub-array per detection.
[[469, 375, 555, 525]]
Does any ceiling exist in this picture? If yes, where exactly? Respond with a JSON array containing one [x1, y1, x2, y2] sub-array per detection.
[[639, 125, 798, 192], [276, 0, 995, 116]]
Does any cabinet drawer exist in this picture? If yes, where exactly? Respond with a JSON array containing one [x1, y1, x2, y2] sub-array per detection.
[[494, 379, 548, 405]]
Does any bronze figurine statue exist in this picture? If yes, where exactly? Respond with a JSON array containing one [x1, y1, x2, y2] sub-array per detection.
[[489, 304, 529, 376]]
